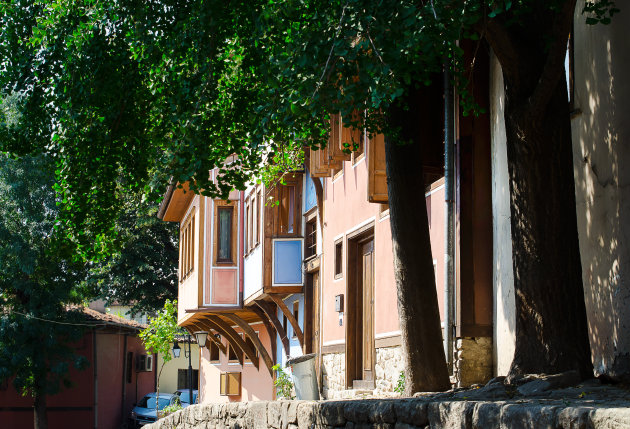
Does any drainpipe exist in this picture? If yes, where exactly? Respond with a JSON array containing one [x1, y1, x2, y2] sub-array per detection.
[[443, 60, 455, 375], [93, 329, 98, 429], [121, 333, 128, 428]]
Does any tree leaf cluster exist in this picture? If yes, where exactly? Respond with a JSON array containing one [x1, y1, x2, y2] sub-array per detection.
[[0, 0, 620, 259]]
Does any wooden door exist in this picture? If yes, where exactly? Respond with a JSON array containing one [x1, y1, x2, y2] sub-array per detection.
[[360, 240, 375, 382]]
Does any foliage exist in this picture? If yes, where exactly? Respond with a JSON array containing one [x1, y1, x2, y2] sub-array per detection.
[[139, 299, 179, 414], [84, 193, 178, 316], [0, 0, 620, 260], [272, 364, 295, 400], [161, 400, 183, 418], [0, 153, 89, 399], [395, 370, 405, 395], [139, 299, 179, 362]]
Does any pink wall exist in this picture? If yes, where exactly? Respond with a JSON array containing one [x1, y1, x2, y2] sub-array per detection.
[[199, 324, 273, 403], [322, 157, 447, 346], [321, 157, 398, 344], [0, 329, 154, 429]]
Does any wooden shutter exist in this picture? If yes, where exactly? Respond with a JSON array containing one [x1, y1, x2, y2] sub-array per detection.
[[177, 369, 187, 390], [340, 110, 364, 155], [308, 147, 332, 177], [219, 372, 242, 396], [328, 114, 351, 162], [367, 133, 388, 203]]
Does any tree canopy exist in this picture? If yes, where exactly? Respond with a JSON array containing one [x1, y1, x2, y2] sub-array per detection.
[[0, 153, 88, 419]]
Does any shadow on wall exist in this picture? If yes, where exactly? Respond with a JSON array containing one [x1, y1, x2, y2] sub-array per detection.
[[572, 0, 630, 381]]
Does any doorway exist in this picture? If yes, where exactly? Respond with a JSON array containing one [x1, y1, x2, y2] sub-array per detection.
[[345, 229, 375, 389]]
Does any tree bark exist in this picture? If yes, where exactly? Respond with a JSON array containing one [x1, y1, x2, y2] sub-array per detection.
[[33, 385, 47, 429], [485, 0, 593, 380], [385, 96, 450, 393]]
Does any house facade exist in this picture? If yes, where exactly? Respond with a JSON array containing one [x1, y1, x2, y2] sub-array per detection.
[[159, 1, 630, 403], [0, 308, 155, 429]]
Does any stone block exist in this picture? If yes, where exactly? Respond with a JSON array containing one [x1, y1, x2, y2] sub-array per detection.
[[318, 401, 346, 426], [296, 402, 316, 429], [471, 402, 502, 429], [500, 404, 559, 429], [246, 401, 269, 429], [427, 400, 474, 428], [393, 398, 428, 426], [268, 401, 283, 428]]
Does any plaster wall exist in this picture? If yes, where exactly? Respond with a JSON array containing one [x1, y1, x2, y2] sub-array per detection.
[[571, 1, 630, 380], [321, 157, 397, 346], [199, 324, 274, 403], [178, 195, 202, 323], [243, 245, 263, 300], [489, 52, 516, 377], [157, 343, 200, 394]]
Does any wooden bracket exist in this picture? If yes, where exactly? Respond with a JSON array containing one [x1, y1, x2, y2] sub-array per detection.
[[255, 301, 291, 358], [197, 315, 246, 366], [205, 315, 261, 372], [269, 295, 304, 350], [222, 313, 274, 375]]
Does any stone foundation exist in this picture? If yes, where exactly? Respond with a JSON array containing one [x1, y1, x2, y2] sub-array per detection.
[[454, 337, 493, 387], [146, 394, 630, 429], [322, 346, 403, 399]]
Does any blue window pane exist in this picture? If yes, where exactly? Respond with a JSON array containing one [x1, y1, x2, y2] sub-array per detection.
[[274, 240, 302, 284]]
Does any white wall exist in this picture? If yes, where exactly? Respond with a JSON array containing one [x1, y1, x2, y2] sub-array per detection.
[[489, 52, 516, 377], [571, 1, 630, 379], [489, 5, 630, 380]]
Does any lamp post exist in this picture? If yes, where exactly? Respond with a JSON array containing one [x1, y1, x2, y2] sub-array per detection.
[[171, 336, 194, 406]]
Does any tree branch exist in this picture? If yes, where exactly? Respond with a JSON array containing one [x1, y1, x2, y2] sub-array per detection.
[[528, 0, 577, 120], [481, 12, 521, 86]]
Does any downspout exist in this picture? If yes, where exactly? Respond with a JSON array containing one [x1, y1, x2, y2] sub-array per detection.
[[121, 333, 128, 428], [93, 329, 98, 429], [443, 61, 456, 375]]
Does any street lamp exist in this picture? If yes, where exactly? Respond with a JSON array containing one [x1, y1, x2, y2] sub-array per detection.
[[172, 336, 195, 406], [172, 341, 181, 358], [194, 331, 208, 349]]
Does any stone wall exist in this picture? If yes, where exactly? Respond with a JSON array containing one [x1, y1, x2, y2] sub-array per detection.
[[374, 346, 404, 395], [322, 346, 403, 399], [146, 395, 630, 429], [453, 337, 493, 387], [321, 352, 345, 399]]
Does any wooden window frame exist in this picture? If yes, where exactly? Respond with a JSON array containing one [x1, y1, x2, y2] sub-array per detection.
[[334, 239, 343, 279], [304, 209, 317, 260], [227, 342, 241, 364], [292, 301, 299, 339], [209, 334, 221, 364], [256, 190, 262, 246], [214, 201, 237, 266], [242, 332, 259, 365], [179, 209, 196, 283]]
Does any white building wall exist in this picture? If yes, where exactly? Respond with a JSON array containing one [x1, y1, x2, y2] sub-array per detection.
[[571, 1, 630, 379], [489, 52, 516, 377], [489, 5, 630, 379]]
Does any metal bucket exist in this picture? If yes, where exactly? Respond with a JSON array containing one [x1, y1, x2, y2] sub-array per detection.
[[286, 353, 320, 400]]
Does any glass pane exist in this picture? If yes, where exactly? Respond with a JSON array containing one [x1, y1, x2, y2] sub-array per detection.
[[218, 208, 232, 261]]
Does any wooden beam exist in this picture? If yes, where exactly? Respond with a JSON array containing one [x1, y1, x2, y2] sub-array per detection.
[[249, 305, 278, 363], [205, 315, 261, 372], [269, 295, 304, 350], [255, 301, 291, 358], [197, 315, 245, 366], [189, 321, 227, 354], [222, 313, 274, 375]]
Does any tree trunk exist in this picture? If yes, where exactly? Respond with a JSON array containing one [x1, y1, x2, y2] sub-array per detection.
[[485, 0, 593, 380], [33, 386, 47, 429], [503, 73, 592, 379], [385, 96, 451, 393]]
